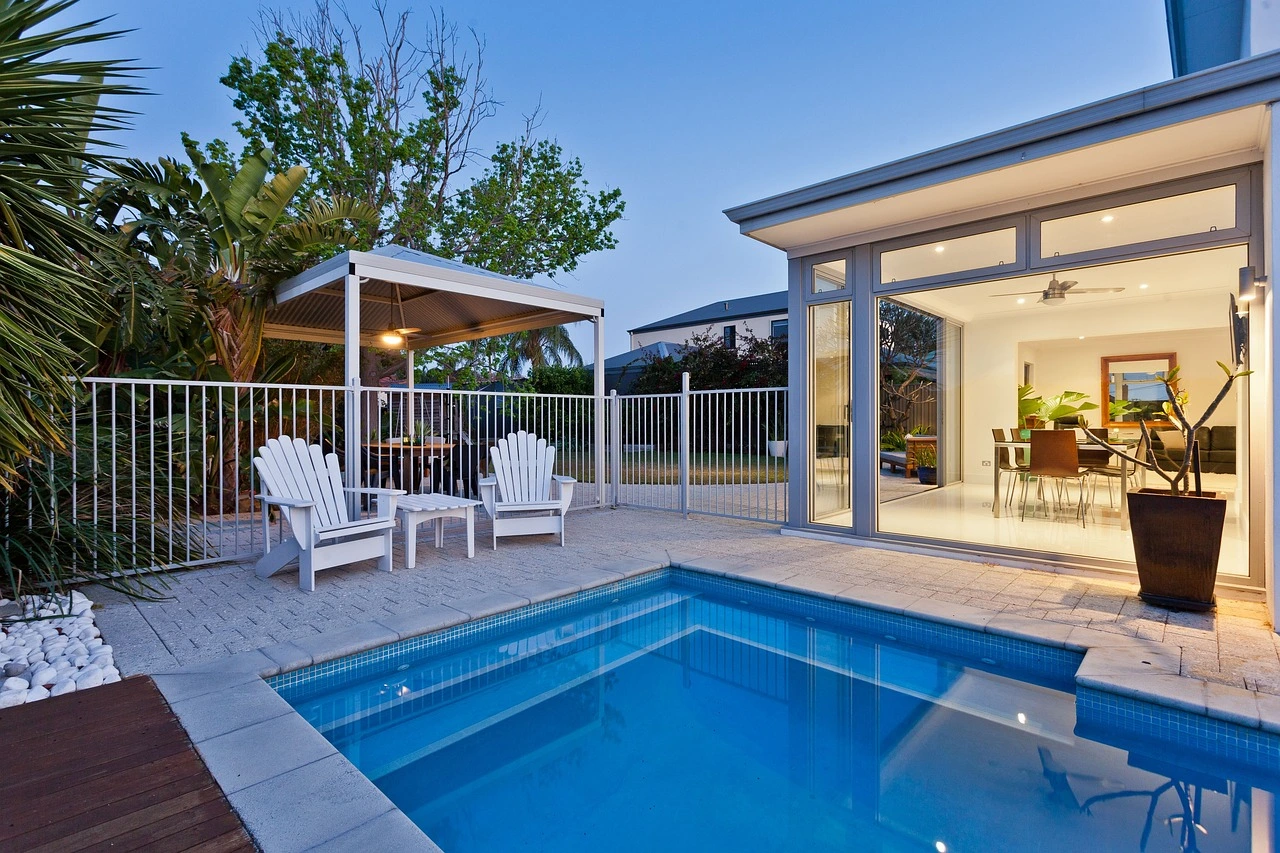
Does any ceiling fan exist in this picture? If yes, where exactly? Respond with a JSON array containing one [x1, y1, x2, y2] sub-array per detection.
[[990, 275, 1124, 306]]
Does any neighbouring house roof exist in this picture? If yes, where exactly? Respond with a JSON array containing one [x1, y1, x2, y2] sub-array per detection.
[[586, 341, 686, 393], [724, 50, 1280, 250], [628, 291, 787, 335]]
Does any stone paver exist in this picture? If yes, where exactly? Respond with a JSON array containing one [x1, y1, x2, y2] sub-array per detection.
[[93, 507, 1280, 696]]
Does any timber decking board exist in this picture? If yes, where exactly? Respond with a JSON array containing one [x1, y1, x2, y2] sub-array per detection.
[[0, 676, 256, 852]]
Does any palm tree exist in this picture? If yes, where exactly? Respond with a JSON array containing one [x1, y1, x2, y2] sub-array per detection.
[[96, 143, 380, 382], [0, 0, 138, 483], [501, 325, 582, 376]]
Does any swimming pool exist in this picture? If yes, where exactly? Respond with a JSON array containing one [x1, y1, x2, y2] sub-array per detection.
[[272, 570, 1278, 852]]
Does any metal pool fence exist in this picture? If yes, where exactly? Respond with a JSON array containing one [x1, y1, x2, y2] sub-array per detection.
[[67, 375, 787, 569]]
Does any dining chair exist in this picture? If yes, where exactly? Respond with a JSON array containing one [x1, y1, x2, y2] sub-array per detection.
[[1020, 430, 1091, 527], [992, 428, 1028, 508], [1080, 428, 1122, 508]]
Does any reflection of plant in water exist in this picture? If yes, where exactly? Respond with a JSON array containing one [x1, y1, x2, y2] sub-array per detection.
[[1080, 779, 1207, 852]]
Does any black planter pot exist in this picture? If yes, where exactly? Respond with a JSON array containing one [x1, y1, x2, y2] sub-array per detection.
[[1127, 489, 1226, 611], [917, 466, 937, 486]]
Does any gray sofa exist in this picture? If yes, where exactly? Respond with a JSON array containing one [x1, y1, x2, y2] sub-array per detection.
[[1150, 426, 1235, 474]]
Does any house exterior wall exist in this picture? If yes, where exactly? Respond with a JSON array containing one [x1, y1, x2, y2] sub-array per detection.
[[629, 313, 787, 349]]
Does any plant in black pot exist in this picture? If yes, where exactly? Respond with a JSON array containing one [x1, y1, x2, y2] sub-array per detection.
[[915, 445, 938, 486], [1085, 362, 1249, 611]]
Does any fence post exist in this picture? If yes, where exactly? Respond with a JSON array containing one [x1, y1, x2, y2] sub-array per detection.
[[680, 372, 690, 519], [609, 390, 621, 507]]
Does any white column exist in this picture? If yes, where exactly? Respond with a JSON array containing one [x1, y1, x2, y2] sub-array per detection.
[[345, 270, 362, 510], [405, 348, 415, 438], [1266, 104, 1278, 631], [593, 315, 606, 508]]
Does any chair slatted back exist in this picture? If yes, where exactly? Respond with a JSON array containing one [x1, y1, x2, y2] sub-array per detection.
[[490, 431, 555, 503], [1028, 429, 1081, 478], [254, 436, 350, 531]]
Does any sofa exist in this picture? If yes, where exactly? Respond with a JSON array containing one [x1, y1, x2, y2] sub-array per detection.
[[1150, 425, 1235, 474]]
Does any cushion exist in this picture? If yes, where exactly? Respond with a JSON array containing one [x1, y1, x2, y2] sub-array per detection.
[[1207, 451, 1235, 466], [1211, 425, 1236, 451], [1156, 430, 1185, 451]]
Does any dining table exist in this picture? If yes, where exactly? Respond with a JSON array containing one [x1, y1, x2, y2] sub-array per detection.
[[992, 438, 1133, 530]]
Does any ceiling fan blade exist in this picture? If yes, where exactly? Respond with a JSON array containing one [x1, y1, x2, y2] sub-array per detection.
[[1068, 287, 1125, 294], [988, 290, 1045, 297], [1057, 280, 1079, 291]]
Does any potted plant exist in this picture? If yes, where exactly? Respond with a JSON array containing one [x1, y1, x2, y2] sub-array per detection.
[[1085, 362, 1248, 611], [1018, 385, 1099, 435], [765, 416, 787, 458], [914, 445, 938, 485]]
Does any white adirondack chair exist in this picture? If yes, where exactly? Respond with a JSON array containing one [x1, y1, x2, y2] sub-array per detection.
[[479, 431, 575, 549], [253, 436, 405, 591]]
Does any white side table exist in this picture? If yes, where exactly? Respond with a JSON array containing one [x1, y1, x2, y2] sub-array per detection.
[[397, 494, 482, 565]]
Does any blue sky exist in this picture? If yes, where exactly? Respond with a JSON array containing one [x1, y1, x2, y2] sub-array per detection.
[[80, 0, 1172, 359]]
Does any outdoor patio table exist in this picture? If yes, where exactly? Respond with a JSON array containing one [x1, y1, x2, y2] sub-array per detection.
[[365, 438, 455, 492], [398, 493, 481, 564], [992, 439, 1131, 530]]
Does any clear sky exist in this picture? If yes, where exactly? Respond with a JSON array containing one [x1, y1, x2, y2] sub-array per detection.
[[79, 0, 1172, 360]]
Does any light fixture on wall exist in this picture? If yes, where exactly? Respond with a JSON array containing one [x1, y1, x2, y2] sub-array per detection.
[[379, 284, 421, 348], [1239, 266, 1267, 305]]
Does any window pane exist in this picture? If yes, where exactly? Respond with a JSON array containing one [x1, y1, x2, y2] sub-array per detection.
[[1041, 185, 1235, 258], [809, 301, 851, 525], [771, 319, 788, 340], [880, 228, 1017, 284], [812, 259, 847, 293]]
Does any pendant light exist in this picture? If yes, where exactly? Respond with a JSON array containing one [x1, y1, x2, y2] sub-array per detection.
[[379, 284, 421, 348]]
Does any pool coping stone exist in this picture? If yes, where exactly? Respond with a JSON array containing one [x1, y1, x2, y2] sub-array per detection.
[[157, 557, 1280, 852]]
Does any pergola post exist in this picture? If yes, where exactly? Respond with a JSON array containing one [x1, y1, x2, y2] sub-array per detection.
[[593, 315, 606, 508], [344, 270, 362, 511]]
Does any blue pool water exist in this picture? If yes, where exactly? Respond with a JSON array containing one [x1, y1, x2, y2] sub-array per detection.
[[274, 572, 1279, 852]]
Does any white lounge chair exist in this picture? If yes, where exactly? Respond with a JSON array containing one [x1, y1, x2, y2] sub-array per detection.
[[478, 431, 575, 549], [253, 436, 405, 591]]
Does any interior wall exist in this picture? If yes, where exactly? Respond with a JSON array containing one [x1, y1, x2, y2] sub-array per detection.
[[959, 290, 1235, 485]]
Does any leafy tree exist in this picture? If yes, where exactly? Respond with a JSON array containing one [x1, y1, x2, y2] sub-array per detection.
[[502, 326, 582, 376], [205, 1, 624, 277], [879, 300, 939, 434], [528, 365, 592, 396], [632, 331, 787, 394]]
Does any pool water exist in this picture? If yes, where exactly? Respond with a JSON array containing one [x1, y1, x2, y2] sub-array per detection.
[[276, 575, 1276, 852]]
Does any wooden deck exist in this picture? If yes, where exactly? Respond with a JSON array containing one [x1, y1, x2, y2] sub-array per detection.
[[0, 676, 256, 852]]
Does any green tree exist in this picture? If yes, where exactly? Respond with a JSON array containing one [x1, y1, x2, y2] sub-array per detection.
[[205, 1, 624, 277], [528, 365, 592, 396], [632, 332, 788, 394], [502, 326, 582, 376]]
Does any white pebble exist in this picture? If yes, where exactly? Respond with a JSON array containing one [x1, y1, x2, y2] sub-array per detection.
[[75, 668, 104, 689], [49, 679, 76, 697], [24, 685, 48, 702], [0, 689, 26, 708], [2, 676, 27, 691]]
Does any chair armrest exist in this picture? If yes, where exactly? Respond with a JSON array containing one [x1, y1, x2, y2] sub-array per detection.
[[551, 476, 575, 512], [256, 494, 316, 509], [345, 487, 405, 519], [479, 477, 497, 519]]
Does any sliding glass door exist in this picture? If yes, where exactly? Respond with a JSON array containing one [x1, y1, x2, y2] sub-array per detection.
[[809, 300, 851, 525]]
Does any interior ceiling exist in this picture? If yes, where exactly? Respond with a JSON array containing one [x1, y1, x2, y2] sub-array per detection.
[[890, 244, 1248, 324], [749, 105, 1267, 252]]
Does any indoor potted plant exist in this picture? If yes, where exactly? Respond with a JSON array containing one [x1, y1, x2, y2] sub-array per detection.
[[1085, 362, 1249, 611], [1017, 385, 1098, 434], [914, 445, 938, 485]]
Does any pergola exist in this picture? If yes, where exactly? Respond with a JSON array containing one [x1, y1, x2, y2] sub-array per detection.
[[264, 244, 607, 500]]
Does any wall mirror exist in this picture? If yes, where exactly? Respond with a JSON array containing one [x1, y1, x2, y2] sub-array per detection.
[[1101, 353, 1176, 427]]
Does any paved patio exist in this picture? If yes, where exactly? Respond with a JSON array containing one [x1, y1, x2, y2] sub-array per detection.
[[94, 507, 1280, 694]]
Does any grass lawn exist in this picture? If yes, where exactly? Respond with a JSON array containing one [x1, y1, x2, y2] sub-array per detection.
[[553, 451, 789, 485]]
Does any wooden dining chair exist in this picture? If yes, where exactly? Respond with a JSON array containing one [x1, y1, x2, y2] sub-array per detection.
[[1020, 429, 1091, 527], [1080, 428, 1122, 508], [992, 428, 1028, 508]]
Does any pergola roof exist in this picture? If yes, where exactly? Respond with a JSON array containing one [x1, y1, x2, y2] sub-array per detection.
[[264, 245, 605, 349]]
